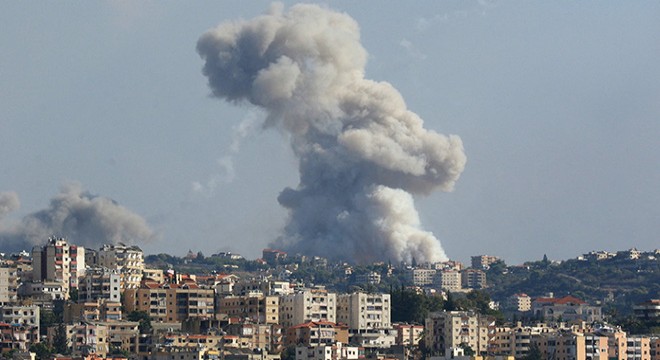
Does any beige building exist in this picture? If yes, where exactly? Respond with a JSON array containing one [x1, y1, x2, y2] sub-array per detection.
[[434, 270, 462, 292], [336, 292, 391, 331], [406, 268, 436, 287], [395, 324, 424, 346], [98, 243, 144, 291], [32, 237, 85, 299], [471, 255, 500, 270], [532, 295, 602, 322], [0, 267, 18, 305], [218, 294, 279, 324], [425, 310, 492, 356], [47, 323, 109, 357], [124, 282, 214, 323], [461, 268, 487, 289], [507, 293, 532, 312], [279, 289, 337, 328]]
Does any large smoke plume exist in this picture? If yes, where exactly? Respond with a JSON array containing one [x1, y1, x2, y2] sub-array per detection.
[[0, 184, 155, 252], [197, 4, 466, 263]]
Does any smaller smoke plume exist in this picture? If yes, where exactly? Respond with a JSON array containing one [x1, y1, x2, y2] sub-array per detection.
[[192, 111, 261, 196], [0, 192, 20, 220], [0, 183, 155, 252]]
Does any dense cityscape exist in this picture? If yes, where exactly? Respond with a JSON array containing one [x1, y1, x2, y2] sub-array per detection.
[[0, 237, 657, 360]]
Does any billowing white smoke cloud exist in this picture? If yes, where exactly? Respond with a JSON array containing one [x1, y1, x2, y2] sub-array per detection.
[[0, 184, 156, 252], [197, 4, 466, 263]]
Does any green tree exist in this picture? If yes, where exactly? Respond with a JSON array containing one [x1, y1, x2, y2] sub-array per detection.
[[29, 343, 53, 360], [53, 323, 70, 355], [127, 310, 153, 334]]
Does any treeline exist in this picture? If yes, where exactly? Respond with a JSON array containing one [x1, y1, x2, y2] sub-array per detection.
[[390, 287, 504, 324]]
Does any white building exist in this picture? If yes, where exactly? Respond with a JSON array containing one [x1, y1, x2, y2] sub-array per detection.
[[0, 305, 40, 334], [296, 342, 359, 360], [98, 243, 144, 291], [79, 266, 121, 303], [280, 290, 337, 328]]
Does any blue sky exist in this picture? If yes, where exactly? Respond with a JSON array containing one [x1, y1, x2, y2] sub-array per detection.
[[1, 1, 659, 265]]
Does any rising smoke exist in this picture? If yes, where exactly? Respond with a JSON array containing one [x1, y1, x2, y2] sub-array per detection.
[[0, 184, 155, 252], [197, 4, 466, 263]]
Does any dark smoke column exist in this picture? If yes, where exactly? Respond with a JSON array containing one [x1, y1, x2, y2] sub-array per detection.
[[197, 4, 466, 263]]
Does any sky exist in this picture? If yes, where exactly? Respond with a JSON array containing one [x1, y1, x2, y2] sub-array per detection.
[[1, 1, 659, 265]]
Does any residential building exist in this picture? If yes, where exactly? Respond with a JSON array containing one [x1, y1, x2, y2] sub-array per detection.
[[532, 296, 602, 322], [262, 249, 287, 265], [395, 324, 424, 346], [295, 342, 359, 360], [336, 292, 391, 331], [471, 255, 500, 270], [98, 243, 144, 291], [424, 310, 492, 357], [79, 266, 121, 303], [17, 281, 65, 306], [0, 267, 18, 305], [218, 294, 279, 324], [488, 323, 555, 358], [534, 332, 587, 360], [0, 305, 39, 334], [406, 268, 436, 287], [286, 321, 349, 347], [47, 323, 109, 357], [0, 323, 38, 353], [354, 272, 381, 285], [634, 299, 660, 321], [461, 268, 487, 289], [124, 282, 214, 323], [434, 270, 462, 292], [32, 237, 85, 299], [506, 293, 532, 312], [279, 289, 337, 328]]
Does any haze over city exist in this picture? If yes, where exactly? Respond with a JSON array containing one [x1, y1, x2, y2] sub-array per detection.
[[1, 1, 659, 265]]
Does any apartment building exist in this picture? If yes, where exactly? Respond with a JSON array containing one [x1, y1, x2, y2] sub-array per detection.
[[32, 237, 85, 299], [286, 321, 349, 347], [336, 292, 391, 331], [488, 323, 554, 358], [406, 268, 436, 287], [506, 293, 532, 312], [64, 300, 122, 323], [124, 282, 214, 323], [279, 289, 337, 328], [0, 323, 38, 353], [395, 324, 424, 346], [79, 266, 121, 303], [0, 267, 18, 305], [295, 342, 360, 360], [218, 294, 279, 324], [425, 310, 492, 357], [461, 268, 487, 289], [47, 323, 109, 357], [98, 243, 144, 291], [471, 255, 500, 270], [434, 270, 462, 292], [0, 305, 39, 334], [532, 295, 602, 322]]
